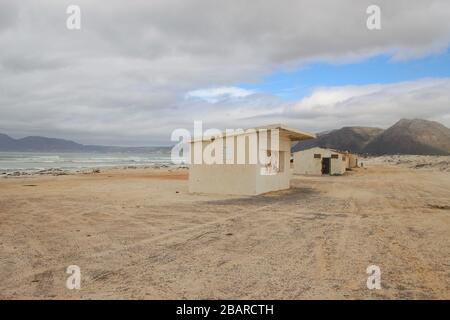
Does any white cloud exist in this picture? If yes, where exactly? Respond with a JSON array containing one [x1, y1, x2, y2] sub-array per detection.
[[292, 85, 383, 111], [283, 78, 450, 131], [0, 0, 450, 144], [185, 87, 255, 103], [170, 78, 450, 136]]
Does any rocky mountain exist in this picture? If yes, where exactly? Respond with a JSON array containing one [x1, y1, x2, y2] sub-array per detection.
[[0, 133, 170, 153], [292, 126, 383, 153], [292, 119, 450, 155], [363, 119, 450, 155]]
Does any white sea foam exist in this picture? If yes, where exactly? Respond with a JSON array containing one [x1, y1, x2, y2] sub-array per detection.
[[0, 152, 172, 173]]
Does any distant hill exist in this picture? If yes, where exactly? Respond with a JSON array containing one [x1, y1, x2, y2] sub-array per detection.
[[0, 133, 170, 153], [292, 119, 450, 155], [363, 119, 450, 155], [0, 133, 16, 149], [3, 118, 450, 155], [292, 126, 383, 153]]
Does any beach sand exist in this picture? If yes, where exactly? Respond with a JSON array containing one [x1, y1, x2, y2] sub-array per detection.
[[0, 160, 449, 299]]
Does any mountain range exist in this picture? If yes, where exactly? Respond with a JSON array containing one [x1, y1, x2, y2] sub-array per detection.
[[1, 118, 450, 155], [0, 134, 170, 153], [292, 119, 450, 155]]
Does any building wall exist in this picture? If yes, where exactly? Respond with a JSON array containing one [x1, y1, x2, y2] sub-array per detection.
[[330, 155, 346, 175], [255, 137, 292, 194], [189, 164, 259, 195], [293, 147, 323, 175], [188, 131, 293, 195], [293, 147, 346, 175], [348, 154, 358, 168], [342, 154, 350, 169]]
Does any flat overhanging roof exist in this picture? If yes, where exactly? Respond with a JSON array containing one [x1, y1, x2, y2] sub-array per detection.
[[257, 124, 316, 141], [187, 124, 316, 143], [294, 146, 353, 155]]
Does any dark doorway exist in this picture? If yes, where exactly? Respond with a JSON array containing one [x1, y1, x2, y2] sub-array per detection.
[[322, 157, 331, 174]]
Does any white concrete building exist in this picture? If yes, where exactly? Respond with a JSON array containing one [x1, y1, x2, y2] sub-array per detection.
[[188, 124, 315, 195], [348, 153, 359, 168], [293, 147, 348, 175]]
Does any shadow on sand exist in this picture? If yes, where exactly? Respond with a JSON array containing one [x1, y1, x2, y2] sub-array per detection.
[[202, 186, 317, 206]]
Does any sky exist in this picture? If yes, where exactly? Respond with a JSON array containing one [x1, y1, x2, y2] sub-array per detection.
[[0, 0, 450, 146]]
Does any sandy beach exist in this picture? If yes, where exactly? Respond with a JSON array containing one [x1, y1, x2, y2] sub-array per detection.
[[0, 158, 449, 299]]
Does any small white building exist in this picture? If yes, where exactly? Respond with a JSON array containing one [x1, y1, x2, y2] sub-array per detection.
[[348, 153, 359, 168], [293, 147, 348, 175], [188, 124, 315, 195]]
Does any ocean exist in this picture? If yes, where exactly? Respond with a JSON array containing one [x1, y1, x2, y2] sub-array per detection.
[[0, 152, 173, 173]]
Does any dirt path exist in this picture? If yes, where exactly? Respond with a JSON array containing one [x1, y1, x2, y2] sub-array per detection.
[[0, 166, 449, 299]]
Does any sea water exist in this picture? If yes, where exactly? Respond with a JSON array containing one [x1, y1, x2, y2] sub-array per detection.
[[0, 152, 172, 173]]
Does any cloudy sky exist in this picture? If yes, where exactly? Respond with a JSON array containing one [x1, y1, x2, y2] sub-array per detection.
[[1, 0, 450, 146]]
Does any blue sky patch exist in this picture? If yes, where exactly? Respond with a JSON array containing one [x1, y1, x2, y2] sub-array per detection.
[[239, 49, 450, 100]]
